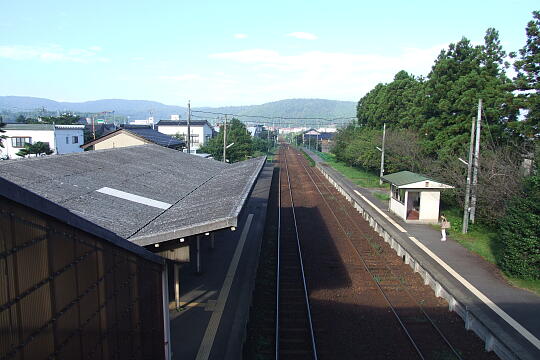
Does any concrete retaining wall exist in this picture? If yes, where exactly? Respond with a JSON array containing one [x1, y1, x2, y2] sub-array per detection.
[[316, 162, 530, 360]]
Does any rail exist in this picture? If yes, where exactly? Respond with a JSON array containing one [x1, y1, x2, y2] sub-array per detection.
[[292, 145, 462, 360], [275, 145, 318, 360]]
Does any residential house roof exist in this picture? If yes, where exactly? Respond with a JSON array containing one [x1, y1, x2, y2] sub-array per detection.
[[81, 126, 184, 149], [4, 124, 55, 131], [3, 124, 85, 131], [0, 144, 265, 245]]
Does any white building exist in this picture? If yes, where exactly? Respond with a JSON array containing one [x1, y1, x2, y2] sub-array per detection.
[[129, 116, 156, 127], [381, 171, 453, 224], [156, 120, 214, 153], [0, 124, 85, 159]]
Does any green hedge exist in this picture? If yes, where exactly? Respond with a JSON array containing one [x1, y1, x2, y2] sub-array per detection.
[[498, 176, 540, 280]]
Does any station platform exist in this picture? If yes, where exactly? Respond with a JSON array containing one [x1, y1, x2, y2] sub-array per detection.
[[303, 148, 540, 360], [169, 163, 274, 360]]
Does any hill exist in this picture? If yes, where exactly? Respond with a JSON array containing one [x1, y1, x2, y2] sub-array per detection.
[[0, 96, 356, 127]]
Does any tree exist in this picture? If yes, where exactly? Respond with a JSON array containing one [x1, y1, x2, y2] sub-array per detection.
[[0, 117, 6, 149], [357, 71, 426, 130], [16, 142, 54, 157], [497, 175, 540, 279], [511, 11, 540, 139], [39, 113, 81, 125], [199, 118, 253, 162], [16, 115, 39, 124], [422, 33, 517, 158]]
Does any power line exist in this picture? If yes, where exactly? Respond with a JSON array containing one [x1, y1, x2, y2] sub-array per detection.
[[190, 109, 356, 122]]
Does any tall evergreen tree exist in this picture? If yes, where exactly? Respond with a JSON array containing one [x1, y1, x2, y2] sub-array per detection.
[[512, 11, 540, 139], [422, 32, 516, 158]]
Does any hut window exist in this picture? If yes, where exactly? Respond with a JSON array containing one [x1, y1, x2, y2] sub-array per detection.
[[392, 185, 405, 204]]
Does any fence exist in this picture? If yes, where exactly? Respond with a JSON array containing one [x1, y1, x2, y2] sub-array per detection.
[[0, 196, 166, 360]]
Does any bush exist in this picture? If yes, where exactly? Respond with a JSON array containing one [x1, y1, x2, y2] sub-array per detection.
[[498, 176, 540, 280]]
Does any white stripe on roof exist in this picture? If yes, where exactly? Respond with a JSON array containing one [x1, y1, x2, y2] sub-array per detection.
[[97, 187, 172, 210]]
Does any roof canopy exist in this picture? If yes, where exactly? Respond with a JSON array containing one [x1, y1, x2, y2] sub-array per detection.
[[381, 171, 453, 189], [0, 145, 265, 245]]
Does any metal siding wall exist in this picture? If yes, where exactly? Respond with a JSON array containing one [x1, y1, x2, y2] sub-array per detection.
[[0, 197, 165, 360]]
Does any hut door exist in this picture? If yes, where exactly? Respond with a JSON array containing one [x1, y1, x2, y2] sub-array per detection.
[[406, 191, 420, 220]]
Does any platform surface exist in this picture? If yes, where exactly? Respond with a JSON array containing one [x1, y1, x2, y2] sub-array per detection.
[[169, 163, 273, 360]]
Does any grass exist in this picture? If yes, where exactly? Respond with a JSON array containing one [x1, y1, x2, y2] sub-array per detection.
[[299, 149, 315, 166], [440, 207, 540, 295], [311, 150, 387, 189], [374, 192, 390, 202]]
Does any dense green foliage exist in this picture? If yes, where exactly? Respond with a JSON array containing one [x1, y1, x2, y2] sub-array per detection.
[[16, 113, 81, 125], [331, 12, 540, 281], [16, 142, 54, 157], [200, 118, 253, 162], [498, 175, 540, 279]]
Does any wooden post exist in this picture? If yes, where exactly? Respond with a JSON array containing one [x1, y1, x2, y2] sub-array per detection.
[[223, 115, 227, 162], [187, 101, 191, 154], [174, 263, 180, 309], [196, 235, 201, 274]]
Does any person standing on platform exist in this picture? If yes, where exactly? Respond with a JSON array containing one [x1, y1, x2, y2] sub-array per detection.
[[440, 214, 450, 241]]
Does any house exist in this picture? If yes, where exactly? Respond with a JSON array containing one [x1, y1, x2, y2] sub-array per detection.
[[247, 124, 264, 138], [81, 125, 185, 151], [156, 120, 214, 153], [302, 128, 335, 152], [0, 123, 85, 159], [381, 171, 454, 224], [84, 123, 118, 140]]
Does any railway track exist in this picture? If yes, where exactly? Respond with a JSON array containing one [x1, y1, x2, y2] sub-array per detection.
[[285, 144, 462, 360], [276, 147, 318, 360]]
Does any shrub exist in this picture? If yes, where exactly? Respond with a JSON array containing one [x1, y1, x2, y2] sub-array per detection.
[[498, 176, 540, 279]]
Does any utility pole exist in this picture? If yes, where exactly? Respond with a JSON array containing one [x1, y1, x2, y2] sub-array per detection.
[[267, 121, 271, 153], [379, 123, 386, 185], [187, 101, 191, 154], [462, 116, 476, 233], [470, 99, 482, 224], [223, 115, 227, 162], [92, 115, 96, 140]]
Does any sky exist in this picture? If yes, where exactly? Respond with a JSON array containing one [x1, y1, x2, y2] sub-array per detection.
[[0, 0, 538, 107]]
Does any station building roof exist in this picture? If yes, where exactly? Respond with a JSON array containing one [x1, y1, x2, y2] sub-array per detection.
[[0, 145, 265, 245], [381, 171, 453, 189]]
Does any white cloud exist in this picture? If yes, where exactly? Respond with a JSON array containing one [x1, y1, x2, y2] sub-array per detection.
[[286, 32, 318, 40], [234, 33, 248, 39], [159, 74, 201, 81], [208, 45, 445, 102], [0, 45, 108, 63]]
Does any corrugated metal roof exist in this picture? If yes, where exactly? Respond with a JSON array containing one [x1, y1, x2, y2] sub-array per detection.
[[381, 171, 434, 186], [0, 145, 265, 245], [4, 123, 55, 131]]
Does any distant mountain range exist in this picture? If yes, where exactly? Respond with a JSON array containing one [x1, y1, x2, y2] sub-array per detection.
[[0, 96, 356, 126]]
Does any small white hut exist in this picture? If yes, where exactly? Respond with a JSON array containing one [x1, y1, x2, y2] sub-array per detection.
[[381, 171, 454, 224]]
